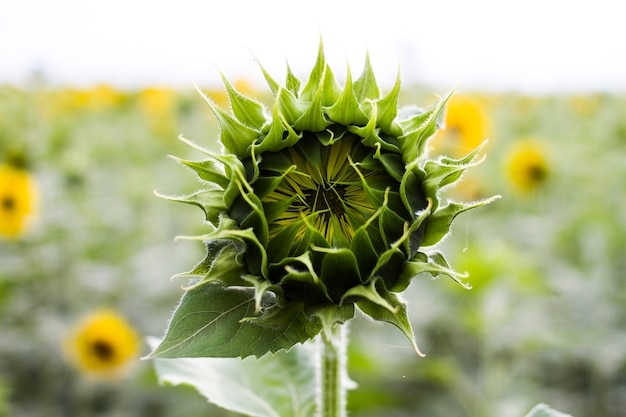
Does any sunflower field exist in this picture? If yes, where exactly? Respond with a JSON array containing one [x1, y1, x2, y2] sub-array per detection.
[[1, 77, 625, 417]]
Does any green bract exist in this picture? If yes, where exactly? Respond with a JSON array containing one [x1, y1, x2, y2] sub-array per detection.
[[149, 44, 498, 359]]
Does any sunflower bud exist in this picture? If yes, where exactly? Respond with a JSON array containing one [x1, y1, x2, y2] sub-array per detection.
[[149, 44, 498, 359]]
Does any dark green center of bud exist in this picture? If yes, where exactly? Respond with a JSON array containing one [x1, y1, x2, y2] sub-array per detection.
[[304, 183, 347, 225], [257, 133, 380, 247]]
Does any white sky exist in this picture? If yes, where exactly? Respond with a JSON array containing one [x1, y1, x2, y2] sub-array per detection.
[[2, 0, 625, 92]]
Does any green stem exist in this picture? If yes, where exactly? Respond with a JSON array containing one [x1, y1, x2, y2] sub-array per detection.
[[318, 324, 347, 417]]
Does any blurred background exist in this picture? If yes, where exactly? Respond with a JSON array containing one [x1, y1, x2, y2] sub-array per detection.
[[1, 1, 625, 416]]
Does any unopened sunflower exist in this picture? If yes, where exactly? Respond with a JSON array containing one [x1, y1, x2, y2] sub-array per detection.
[[64, 310, 140, 379], [0, 163, 38, 239], [149, 45, 498, 359]]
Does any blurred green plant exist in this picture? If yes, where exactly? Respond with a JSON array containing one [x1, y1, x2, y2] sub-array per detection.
[[1, 68, 624, 417]]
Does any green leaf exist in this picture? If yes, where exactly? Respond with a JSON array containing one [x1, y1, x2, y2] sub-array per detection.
[[151, 338, 317, 417], [523, 403, 573, 417], [147, 282, 322, 359]]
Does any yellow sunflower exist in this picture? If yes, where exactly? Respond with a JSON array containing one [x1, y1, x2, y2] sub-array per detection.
[[0, 164, 38, 239], [506, 139, 549, 193], [434, 94, 489, 157], [64, 310, 140, 379]]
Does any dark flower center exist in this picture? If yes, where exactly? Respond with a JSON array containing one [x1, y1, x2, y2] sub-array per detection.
[[527, 163, 547, 182], [1, 195, 15, 212], [92, 340, 115, 361]]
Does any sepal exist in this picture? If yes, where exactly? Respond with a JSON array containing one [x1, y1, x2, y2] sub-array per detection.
[[398, 91, 452, 165], [154, 189, 226, 226], [374, 70, 402, 136], [219, 71, 268, 130], [300, 40, 341, 106], [353, 52, 380, 101], [394, 250, 470, 292], [421, 140, 488, 210], [421, 195, 500, 247], [324, 63, 369, 126], [196, 85, 260, 158], [356, 280, 424, 356]]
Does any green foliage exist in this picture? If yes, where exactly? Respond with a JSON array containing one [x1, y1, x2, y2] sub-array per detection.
[[152, 339, 317, 417]]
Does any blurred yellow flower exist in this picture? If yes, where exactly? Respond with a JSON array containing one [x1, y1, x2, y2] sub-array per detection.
[[0, 164, 38, 239], [136, 87, 176, 118], [506, 139, 549, 193], [435, 94, 490, 157], [136, 87, 177, 136], [74, 84, 126, 110], [64, 310, 140, 380], [232, 78, 257, 97], [40, 84, 125, 118]]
